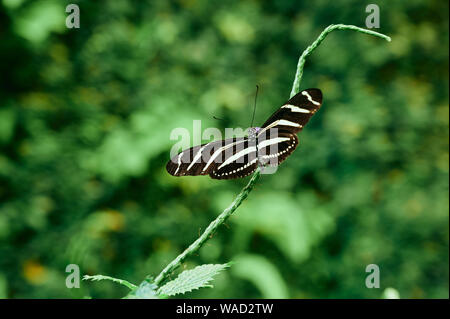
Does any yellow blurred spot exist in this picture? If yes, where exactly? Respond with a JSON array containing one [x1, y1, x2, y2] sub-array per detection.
[[104, 210, 125, 231], [23, 260, 48, 285], [86, 209, 125, 235]]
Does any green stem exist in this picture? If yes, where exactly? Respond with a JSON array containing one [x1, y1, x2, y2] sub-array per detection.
[[83, 275, 137, 290], [151, 24, 391, 288], [290, 24, 391, 98], [153, 170, 261, 286]]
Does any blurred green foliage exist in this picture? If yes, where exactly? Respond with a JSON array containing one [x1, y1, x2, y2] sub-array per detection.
[[0, 0, 448, 298]]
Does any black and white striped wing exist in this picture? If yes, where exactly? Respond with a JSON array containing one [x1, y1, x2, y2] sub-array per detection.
[[166, 137, 252, 179], [256, 89, 322, 167], [209, 139, 258, 179], [166, 88, 323, 179], [257, 132, 298, 167], [259, 89, 322, 136]]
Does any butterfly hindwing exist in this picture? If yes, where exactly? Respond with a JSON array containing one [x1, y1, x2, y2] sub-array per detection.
[[257, 132, 298, 167], [209, 139, 258, 179], [166, 137, 247, 177]]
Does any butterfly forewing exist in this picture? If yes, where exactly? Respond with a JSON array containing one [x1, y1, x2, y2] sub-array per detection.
[[259, 89, 322, 136]]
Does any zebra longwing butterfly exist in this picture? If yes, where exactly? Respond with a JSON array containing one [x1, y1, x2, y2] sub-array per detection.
[[166, 89, 322, 179]]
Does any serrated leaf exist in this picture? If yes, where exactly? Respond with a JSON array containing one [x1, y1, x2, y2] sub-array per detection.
[[157, 263, 230, 296]]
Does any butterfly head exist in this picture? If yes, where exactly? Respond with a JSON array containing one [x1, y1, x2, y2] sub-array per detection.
[[247, 127, 261, 141]]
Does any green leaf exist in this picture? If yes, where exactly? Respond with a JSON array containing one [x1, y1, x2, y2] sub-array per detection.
[[157, 264, 230, 296], [83, 275, 137, 290]]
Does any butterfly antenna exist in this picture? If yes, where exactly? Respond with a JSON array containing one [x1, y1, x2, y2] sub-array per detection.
[[250, 85, 259, 127]]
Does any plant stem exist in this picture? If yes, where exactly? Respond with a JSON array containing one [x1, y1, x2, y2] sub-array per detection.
[[154, 170, 261, 286], [152, 24, 391, 288], [83, 275, 137, 290], [290, 24, 391, 98]]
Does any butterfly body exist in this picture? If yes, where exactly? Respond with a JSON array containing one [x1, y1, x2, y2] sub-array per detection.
[[166, 89, 323, 179]]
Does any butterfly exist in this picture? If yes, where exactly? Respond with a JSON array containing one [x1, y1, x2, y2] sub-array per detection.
[[166, 89, 322, 179]]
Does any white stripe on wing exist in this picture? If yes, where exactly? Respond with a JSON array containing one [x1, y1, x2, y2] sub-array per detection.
[[301, 90, 320, 106], [258, 137, 291, 149], [202, 139, 246, 172], [281, 104, 310, 113], [217, 146, 256, 170]]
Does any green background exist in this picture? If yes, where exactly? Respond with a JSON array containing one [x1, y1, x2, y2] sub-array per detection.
[[0, 0, 448, 298]]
